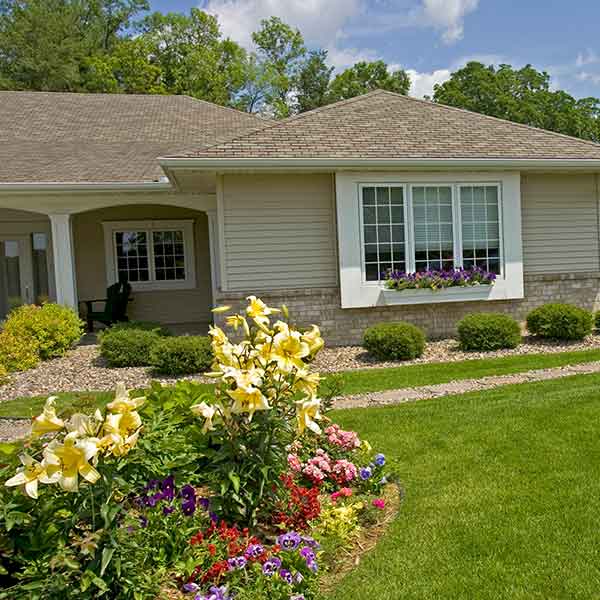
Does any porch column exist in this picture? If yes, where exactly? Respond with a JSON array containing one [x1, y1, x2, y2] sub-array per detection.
[[49, 214, 78, 309], [206, 209, 221, 310]]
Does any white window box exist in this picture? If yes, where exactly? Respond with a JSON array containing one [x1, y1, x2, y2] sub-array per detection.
[[381, 284, 493, 306]]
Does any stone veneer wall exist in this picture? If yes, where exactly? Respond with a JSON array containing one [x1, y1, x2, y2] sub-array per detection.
[[215, 272, 600, 346]]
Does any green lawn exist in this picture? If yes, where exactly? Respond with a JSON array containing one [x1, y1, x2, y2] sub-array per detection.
[[3, 348, 600, 418], [328, 373, 600, 600]]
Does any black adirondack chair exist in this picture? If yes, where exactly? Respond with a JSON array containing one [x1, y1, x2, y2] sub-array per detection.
[[81, 281, 131, 332]]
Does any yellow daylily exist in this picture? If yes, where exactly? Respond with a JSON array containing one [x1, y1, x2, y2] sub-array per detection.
[[211, 305, 231, 313], [30, 396, 65, 438], [295, 398, 322, 435], [293, 368, 322, 398], [99, 410, 142, 456], [246, 295, 280, 326], [302, 325, 325, 356], [208, 325, 228, 346], [228, 386, 270, 419], [271, 329, 310, 372], [44, 433, 100, 493], [4, 453, 60, 499], [66, 412, 103, 437], [106, 383, 145, 414], [225, 314, 250, 336], [190, 401, 219, 433]]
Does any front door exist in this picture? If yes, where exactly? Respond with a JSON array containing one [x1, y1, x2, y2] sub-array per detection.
[[0, 235, 34, 320]]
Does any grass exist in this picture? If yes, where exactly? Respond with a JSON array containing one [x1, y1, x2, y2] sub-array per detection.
[[331, 347, 600, 396], [3, 348, 600, 418], [328, 373, 600, 600]]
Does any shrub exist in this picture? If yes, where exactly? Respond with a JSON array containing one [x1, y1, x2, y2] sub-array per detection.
[[149, 335, 213, 375], [526, 303, 592, 341], [0, 363, 9, 386], [457, 312, 522, 351], [109, 320, 171, 336], [0, 329, 40, 372], [595, 311, 600, 331], [2, 303, 83, 360], [99, 327, 161, 367], [363, 322, 425, 361]]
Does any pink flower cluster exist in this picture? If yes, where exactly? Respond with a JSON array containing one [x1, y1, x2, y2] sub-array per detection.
[[325, 424, 361, 450], [297, 450, 358, 486], [331, 487, 353, 503], [331, 459, 358, 484]]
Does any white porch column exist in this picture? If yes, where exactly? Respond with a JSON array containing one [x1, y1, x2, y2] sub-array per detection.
[[206, 209, 221, 310], [49, 214, 78, 309]]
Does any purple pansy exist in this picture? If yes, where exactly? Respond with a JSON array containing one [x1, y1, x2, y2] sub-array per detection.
[[360, 466, 372, 480], [262, 557, 282, 576], [276, 531, 302, 550]]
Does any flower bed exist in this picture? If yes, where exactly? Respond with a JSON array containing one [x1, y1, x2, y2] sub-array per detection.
[[384, 266, 496, 291], [0, 297, 398, 600]]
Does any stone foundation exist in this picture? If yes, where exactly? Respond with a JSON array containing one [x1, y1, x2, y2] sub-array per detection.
[[215, 272, 600, 346]]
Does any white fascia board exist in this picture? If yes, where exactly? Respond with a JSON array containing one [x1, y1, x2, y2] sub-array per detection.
[[0, 181, 173, 194], [159, 157, 600, 172]]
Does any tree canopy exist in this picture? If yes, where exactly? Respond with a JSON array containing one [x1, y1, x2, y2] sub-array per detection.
[[1, 1, 599, 139], [433, 61, 600, 142]]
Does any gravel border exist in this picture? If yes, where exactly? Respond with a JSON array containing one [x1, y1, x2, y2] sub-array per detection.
[[3, 335, 600, 402], [312, 334, 600, 373]]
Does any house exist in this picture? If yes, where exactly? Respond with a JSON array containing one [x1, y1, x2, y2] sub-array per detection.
[[2, 89, 600, 344]]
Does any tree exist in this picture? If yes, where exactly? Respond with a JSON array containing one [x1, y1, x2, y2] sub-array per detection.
[[327, 60, 410, 103], [295, 49, 333, 113], [0, 0, 148, 91], [433, 62, 600, 142], [250, 16, 306, 117], [139, 8, 247, 105]]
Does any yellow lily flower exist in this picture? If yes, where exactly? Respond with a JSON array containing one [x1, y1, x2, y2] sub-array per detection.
[[208, 325, 228, 346], [228, 386, 270, 419], [246, 295, 280, 326], [302, 325, 325, 356], [271, 329, 310, 372], [225, 314, 250, 336], [211, 305, 231, 313], [66, 412, 103, 437], [295, 398, 322, 435], [44, 433, 100, 493], [30, 396, 65, 438], [106, 383, 145, 414], [293, 368, 322, 398], [4, 453, 60, 499], [190, 401, 218, 433]]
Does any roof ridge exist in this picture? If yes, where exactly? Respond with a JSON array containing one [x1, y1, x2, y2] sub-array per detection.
[[376, 89, 600, 150], [179, 95, 268, 123], [181, 90, 388, 155]]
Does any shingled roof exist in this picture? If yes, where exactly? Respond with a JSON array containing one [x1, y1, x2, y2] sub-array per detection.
[[0, 91, 264, 184], [171, 89, 600, 161]]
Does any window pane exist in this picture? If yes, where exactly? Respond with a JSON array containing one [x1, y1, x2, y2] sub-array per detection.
[[460, 185, 501, 274], [152, 230, 186, 282], [362, 186, 405, 281], [115, 231, 149, 283], [32, 233, 49, 304], [412, 186, 454, 272]]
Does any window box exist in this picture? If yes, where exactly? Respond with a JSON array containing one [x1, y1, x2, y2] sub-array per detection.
[[382, 284, 493, 306]]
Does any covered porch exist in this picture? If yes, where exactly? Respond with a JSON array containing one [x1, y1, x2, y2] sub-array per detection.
[[0, 186, 219, 332]]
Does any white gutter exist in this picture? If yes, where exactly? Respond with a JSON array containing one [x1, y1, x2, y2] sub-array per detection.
[[0, 181, 174, 193], [159, 157, 600, 171]]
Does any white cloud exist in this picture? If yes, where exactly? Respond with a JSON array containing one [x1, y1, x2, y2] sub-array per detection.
[[576, 49, 600, 67], [406, 68, 452, 97], [203, 0, 363, 48], [327, 46, 379, 69], [419, 0, 479, 43]]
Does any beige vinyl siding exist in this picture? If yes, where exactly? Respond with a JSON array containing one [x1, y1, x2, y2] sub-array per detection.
[[72, 204, 212, 326], [222, 174, 338, 291], [521, 173, 600, 274]]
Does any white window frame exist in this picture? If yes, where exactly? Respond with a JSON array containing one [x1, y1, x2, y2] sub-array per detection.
[[336, 172, 523, 308], [102, 220, 196, 291]]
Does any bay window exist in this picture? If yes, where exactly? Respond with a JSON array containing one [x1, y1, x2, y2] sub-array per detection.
[[338, 172, 523, 308], [360, 183, 502, 281]]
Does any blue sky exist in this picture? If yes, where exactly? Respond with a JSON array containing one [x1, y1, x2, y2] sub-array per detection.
[[147, 0, 600, 99]]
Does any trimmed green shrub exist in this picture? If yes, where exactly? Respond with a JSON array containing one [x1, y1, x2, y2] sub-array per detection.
[[2, 303, 83, 360], [0, 363, 9, 386], [0, 329, 40, 372], [149, 335, 213, 375], [109, 320, 171, 336], [363, 322, 425, 361], [594, 311, 600, 331], [457, 312, 521, 351], [99, 328, 161, 367], [527, 303, 592, 341]]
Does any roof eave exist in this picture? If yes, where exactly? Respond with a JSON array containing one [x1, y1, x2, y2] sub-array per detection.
[[0, 181, 174, 194], [159, 157, 600, 172]]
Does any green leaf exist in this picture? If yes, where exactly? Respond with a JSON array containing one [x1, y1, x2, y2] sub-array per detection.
[[228, 471, 241, 493], [0, 442, 17, 455], [100, 547, 115, 576]]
